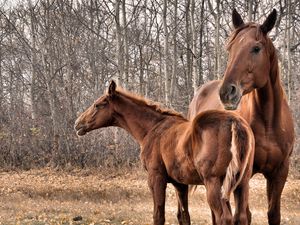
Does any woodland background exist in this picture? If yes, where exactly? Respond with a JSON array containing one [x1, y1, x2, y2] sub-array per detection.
[[0, 0, 299, 169]]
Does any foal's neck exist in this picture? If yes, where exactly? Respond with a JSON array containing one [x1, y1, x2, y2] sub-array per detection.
[[113, 96, 166, 144]]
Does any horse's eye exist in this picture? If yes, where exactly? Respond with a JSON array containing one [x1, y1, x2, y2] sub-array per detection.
[[252, 46, 261, 54]]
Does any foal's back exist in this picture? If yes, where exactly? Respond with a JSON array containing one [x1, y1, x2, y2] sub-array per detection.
[[141, 110, 254, 189], [191, 110, 253, 178]]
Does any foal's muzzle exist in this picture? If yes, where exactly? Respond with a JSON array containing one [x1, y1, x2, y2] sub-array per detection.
[[219, 83, 242, 110], [74, 122, 87, 136]]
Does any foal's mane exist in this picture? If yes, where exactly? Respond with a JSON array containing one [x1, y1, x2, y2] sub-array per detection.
[[115, 87, 184, 118], [226, 23, 286, 99]]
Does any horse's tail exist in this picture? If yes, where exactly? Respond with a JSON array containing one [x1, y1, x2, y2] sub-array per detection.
[[221, 119, 254, 201]]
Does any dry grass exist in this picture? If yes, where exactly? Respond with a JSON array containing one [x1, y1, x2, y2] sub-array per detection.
[[0, 167, 299, 225]]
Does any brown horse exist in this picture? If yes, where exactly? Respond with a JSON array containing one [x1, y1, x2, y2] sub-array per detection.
[[75, 81, 254, 225], [188, 9, 294, 225]]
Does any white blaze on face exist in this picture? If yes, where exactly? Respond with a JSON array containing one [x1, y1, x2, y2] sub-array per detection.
[[239, 36, 245, 43]]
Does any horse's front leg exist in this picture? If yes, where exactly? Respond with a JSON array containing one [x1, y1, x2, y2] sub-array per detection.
[[148, 172, 167, 225], [265, 160, 289, 225], [173, 182, 191, 225]]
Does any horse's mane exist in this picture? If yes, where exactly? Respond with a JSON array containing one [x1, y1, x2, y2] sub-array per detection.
[[115, 87, 184, 118], [226, 22, 287, 100]]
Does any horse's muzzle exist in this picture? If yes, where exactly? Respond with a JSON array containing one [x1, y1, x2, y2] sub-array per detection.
[[219, 83, 242, 110]]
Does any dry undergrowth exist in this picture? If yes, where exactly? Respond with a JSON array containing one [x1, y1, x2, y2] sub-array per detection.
[[0, 167, 299, 225]]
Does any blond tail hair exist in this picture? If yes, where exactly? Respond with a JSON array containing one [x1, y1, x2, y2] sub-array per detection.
[[221, 121, 253, 201]]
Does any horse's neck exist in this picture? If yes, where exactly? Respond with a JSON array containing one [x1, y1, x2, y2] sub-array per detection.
[[113, 99, 165, 143], [243, 74, 284, 130]]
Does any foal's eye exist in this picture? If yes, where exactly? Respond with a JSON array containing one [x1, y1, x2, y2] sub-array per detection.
[[95, 102, 107, 109], [252, 46, 261, 54]]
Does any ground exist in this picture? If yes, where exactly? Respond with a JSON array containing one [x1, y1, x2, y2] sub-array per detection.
[[0, 167, 299, 225]]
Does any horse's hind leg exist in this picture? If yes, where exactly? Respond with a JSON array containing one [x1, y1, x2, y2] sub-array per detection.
[[233, 180, 251, 225], [266, 161, 289, 225], [173, 182, 191, 225], [205, 177, 233, 225]]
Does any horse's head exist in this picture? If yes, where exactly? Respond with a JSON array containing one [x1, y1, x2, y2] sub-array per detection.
[[219, 9, 277, 110], [74, 81, 117, 136]]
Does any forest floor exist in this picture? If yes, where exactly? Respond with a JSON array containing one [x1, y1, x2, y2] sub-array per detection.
[[0, 167, 299, 225]]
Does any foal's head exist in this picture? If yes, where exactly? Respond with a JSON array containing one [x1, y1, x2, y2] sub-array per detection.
[[219, 9, 277, 110], [74, 81, 117, 136]]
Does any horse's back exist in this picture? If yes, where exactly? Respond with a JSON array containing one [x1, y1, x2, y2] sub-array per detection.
[[188, 80, 224, 120]]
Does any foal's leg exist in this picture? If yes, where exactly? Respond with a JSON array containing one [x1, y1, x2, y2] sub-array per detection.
[[211, 209, 217, 225], [205, 177, 233, 225], [173, 182, 191, 225], [221, 199, 233, 225], [265, 161, 289, 225], [210, 203, 230, 225], [148, 173, 167, 225], [233, 180, 251, 225]]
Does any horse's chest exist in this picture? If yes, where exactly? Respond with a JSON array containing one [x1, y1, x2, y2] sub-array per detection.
[[252, 129, 289, 174]]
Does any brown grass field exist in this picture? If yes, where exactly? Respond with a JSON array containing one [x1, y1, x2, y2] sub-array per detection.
[[0, 167, 299, 225]]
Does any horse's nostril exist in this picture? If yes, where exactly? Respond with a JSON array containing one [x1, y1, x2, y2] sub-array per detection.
[[229, 84, 237, 97]]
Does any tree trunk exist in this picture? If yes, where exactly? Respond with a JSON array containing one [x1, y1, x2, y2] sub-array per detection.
[[88, 0, 99, 96], [163, 0, 170, 105], [248, 0, 253, 21], [190, 0, 197, 95], [0, 44, 2, 108], [139, 45, 144, 95], [28, 0, 38, 121], [185, 0, 192, 100], [215, 0, 221, 79], [43, 0, 63, 166], [158, 34, 163, 102], [115, 0, 124, 81], [122, 0, 129, 88], [170, 0, 178, 100], [198, 0, 205, 85], [287, 0, 292, 103], [208, 0, 220, 80]]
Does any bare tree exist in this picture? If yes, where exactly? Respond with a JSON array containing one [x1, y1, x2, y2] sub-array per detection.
[[190, 0, 197, 95], [115, 0, 124, 81], [163, 0, 170, 105], [122, 0, 129, 87]]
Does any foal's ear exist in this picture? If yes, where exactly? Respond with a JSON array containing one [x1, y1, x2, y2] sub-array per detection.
[[232, 8, 244, 29], [108, 80, 117, 96], [260, 9, 277, 35]]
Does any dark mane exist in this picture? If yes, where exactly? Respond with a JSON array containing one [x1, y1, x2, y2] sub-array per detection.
[[115, 87, 184, 118]]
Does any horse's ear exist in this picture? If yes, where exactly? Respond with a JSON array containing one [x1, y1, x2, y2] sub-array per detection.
[[232, 8, 244, 29], [260, 9, 277, 34], [108, 80, 116, 96]]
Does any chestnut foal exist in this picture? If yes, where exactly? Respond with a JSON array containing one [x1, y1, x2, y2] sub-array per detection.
[[75, 81, 254, 225]]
